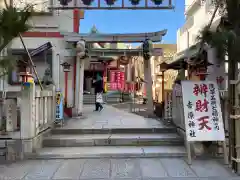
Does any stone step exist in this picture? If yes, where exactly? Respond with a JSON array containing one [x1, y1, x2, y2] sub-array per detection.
[[33, 146, 186, 159], [0, 141, 7, 163], [83, 94, 126, 104], [51, 127, 177, 135], [43, 133, 183, 147]]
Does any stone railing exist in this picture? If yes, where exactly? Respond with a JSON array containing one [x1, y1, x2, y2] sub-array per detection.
[[34, 88, 56, 135], [20, 84, 55, 152], [0, 84, 56, 161]]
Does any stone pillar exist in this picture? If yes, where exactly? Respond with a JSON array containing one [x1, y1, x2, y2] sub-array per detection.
[[74, 57, 81, 116], [74, 58, 85, 116], [144, 57, 154, 114], [20, 82, 36, 153], [21, 83, 35, 139], [6, 99, 18, 132], [77, 58, 85, 116]]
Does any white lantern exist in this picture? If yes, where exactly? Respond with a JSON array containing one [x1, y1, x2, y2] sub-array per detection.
[[76, 40, 85, 53], [76, 40, 86, 58]]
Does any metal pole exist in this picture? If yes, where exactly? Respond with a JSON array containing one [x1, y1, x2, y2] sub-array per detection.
[[18, 34, 43, 90]]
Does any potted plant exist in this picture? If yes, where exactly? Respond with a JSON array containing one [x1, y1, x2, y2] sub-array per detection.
[[151, 0, 162, 5], [82, 0, 94, 6], [129, 0, 141, 5], [105, 0, 117, 6]]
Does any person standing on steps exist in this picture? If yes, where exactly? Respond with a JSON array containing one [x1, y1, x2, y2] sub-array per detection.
[[92, 73, 104, 112]]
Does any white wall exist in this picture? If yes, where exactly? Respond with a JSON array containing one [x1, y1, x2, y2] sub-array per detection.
[[9, 0, 75, 32], [177, 30, 189, 53], [29, 11, 74, 33], [177, 0, 221, 53], [177, 0, 227, 89], [185, 0, 197, 13], [21, 0, 75, 33]]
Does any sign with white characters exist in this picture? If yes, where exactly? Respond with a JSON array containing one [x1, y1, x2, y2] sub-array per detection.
[[30, 42, 52, 57], [181, 81, 225, 141]]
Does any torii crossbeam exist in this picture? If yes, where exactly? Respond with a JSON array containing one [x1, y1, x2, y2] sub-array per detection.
[[61, 30, 167, 43], [49, 0, 174, 10], [88, 48, 162, 57]]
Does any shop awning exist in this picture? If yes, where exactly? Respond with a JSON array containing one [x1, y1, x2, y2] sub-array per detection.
[[158, 42, 210, 71]]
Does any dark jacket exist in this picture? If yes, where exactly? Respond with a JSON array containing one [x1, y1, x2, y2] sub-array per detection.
[[93, 80, 103, 94]]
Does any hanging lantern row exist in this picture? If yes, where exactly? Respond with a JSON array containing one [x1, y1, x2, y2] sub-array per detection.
[[81, 0, 163, 6]]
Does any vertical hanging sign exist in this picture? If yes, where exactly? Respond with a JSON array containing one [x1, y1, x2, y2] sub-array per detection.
[[120, 71, 125, 91], [55, 89, 63, 121], [164, 90, 173, 119], [116, 70, 121, 90], [109, 70, 125, 91], [110, 70, 117, 90]]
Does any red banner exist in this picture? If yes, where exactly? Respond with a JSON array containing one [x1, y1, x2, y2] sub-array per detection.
[[109, 70, 125, 91], [124, 82, 135, 92]]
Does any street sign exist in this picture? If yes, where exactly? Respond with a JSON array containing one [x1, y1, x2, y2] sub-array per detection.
[[30, 42, 52, 57]]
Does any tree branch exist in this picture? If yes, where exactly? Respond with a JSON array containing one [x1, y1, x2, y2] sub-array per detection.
[[197, 2, 220, 59]]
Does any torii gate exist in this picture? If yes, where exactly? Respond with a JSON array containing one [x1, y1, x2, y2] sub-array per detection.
[[51, 0, 173, 116], [62, 30, 166, 116]]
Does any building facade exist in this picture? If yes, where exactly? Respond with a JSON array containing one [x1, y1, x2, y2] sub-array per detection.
[[2, 0, 84, 116], [176, 0, 226, 89]]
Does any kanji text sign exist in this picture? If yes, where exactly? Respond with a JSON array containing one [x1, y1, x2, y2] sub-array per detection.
[[109, 70, 125, 91], [181, 81, 225, 141]]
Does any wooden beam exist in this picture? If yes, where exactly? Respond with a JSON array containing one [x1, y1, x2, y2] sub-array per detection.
[[62, 30, 167, 43], [89, 49, 142, 57]]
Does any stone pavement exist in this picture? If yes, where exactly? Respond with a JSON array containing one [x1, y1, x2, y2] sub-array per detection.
[[64, 105, 163, 130], [0, 158, 238, 180]]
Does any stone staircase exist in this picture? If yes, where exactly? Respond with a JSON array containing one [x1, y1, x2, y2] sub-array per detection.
[[35, 127, 186, 159]]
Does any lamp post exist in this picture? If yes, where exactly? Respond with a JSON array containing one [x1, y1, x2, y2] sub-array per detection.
[[60, 62, 71, 72], [60, 61, 71, 106]]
